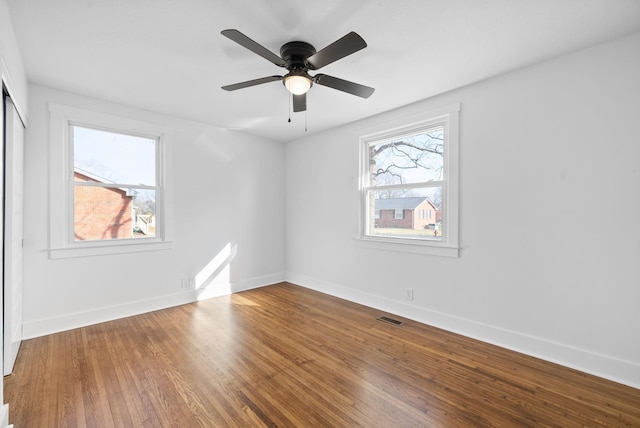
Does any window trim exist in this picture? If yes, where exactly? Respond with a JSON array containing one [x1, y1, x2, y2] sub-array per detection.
[[356, 103, 460, 258], [48, 103, 174, 258]]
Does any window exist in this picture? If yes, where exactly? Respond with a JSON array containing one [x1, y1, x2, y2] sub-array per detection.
[[72, 126, 157, 241], [374, 209, 380, 219], [48, 104, 174, 258], [358, 104, 459, 257]]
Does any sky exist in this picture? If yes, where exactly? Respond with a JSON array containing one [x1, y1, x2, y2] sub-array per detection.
[[73, 125, 156, 186]]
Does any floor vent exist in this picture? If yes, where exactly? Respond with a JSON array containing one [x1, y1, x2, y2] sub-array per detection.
[[376, 315, 405, 326]]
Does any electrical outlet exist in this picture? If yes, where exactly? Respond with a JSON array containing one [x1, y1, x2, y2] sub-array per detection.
[[406, 288, 414, 301], [181, 277, 191, 289]]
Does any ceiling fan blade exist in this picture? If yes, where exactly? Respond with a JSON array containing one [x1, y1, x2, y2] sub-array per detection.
[[314, 74, 375, 98], [292, 93, 306, 112], [306, 32, 367, 70], [222, 75, 282, 91], [221, 29, 287, 67]]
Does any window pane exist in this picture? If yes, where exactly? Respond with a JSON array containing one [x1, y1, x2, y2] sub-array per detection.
[[369, 127, 444, 186], [74, 186, 155, 241], [132, 189, 156, 238], [367, 187, 443, 240], [73, 126, 156, 185]]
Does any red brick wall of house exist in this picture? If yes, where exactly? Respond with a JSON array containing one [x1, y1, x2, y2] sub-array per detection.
[[376, 209, 413, 228], [74, 172, 133, 240]]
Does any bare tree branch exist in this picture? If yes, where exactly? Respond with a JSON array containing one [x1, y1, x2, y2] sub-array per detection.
[[373, 140, 443, 157], [370, 138, 444, 182]]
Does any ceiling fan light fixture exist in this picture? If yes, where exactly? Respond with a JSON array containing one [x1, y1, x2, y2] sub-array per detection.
[[221, 30, 375, 112], [284, 74, 312, 95]]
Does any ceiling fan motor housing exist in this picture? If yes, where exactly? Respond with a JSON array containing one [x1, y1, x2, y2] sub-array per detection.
[[280, 41, 316, 71], [280, 41, 316, 92]]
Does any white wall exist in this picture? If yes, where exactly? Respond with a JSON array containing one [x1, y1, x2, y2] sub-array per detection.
[[23, 85, 286, 337], [285, 33, 640, 388], [0, 0, 27, 121]]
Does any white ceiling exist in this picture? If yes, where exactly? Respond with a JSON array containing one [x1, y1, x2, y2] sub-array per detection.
[[6, 0, 640, 142]]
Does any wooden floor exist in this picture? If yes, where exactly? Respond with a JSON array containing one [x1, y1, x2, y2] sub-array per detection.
[[5, 283, 640, 427]]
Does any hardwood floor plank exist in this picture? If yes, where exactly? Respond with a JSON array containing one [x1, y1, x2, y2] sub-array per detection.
[[5, 282, 640, 427]]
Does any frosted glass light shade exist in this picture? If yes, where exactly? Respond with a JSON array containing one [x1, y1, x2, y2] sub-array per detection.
[[284, 75, 312, 95]]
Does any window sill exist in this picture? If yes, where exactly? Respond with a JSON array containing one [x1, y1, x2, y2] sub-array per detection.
[[49, 240, 174, 259], [354, 236, 459, 258]]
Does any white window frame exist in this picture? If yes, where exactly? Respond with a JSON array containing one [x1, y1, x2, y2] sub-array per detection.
[[356, 103, 459, 257], [48, 103, 174, 258]]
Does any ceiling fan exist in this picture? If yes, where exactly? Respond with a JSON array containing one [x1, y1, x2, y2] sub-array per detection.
[[221, 29, 375, 113]]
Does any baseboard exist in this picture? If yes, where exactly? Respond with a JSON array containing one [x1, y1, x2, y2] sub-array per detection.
[[286, 272, 640, 390], [0, 403, 9, 427], [22, 289, 198, 339], [22, 272, 285, 339], [195, 272, 285, 301]]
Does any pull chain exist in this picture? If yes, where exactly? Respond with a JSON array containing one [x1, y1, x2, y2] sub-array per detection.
[[286, 94, 309, 131], [304, 93, 308, 132]]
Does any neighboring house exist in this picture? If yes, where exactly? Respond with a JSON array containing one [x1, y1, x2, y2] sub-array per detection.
[[374, 197, 438, 229], [74, 170, 136, 240]]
